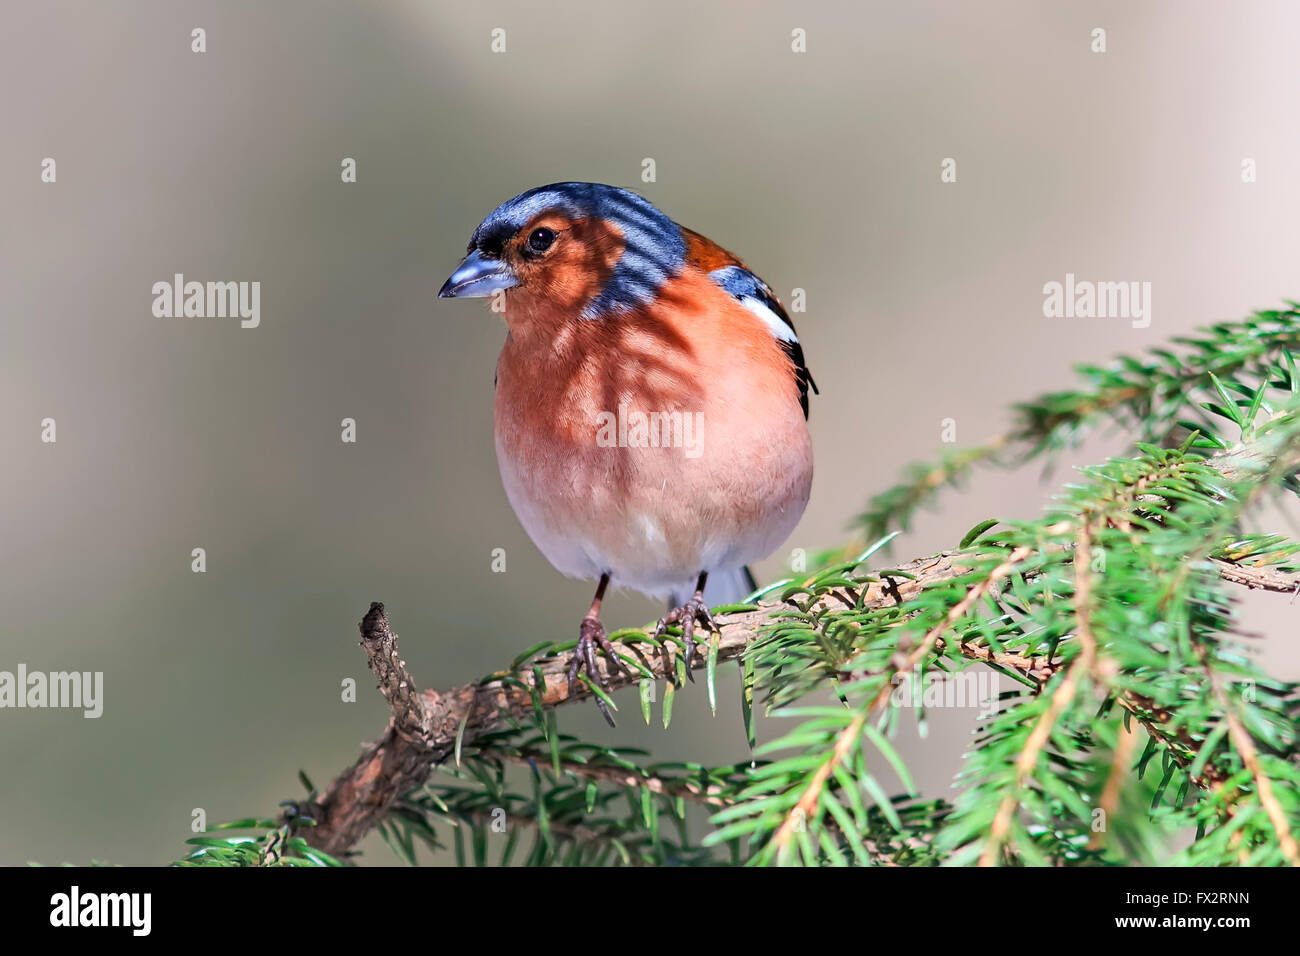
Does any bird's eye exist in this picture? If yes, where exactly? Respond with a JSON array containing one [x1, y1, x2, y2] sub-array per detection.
[[526, 227, 557, 254]]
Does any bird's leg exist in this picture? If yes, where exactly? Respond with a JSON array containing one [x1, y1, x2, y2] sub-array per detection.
[[567, 573, 630, 726], [653, 571, 717, 684]]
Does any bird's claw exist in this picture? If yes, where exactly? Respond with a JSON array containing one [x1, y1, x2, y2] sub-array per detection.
[[653, 597, 717, 683], [568, 616, 630, 727]]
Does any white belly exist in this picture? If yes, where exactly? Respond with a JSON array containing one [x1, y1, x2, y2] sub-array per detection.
[[494, 426, 812, 601]]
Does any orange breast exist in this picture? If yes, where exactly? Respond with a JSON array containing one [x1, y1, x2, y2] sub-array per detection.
[[493, 268, 813, 594]]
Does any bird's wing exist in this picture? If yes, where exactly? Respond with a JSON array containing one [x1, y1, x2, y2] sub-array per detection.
[[681, 228, 817, 418]]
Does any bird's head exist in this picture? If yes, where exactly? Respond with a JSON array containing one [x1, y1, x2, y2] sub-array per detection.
[[438, 182, 686, 323]]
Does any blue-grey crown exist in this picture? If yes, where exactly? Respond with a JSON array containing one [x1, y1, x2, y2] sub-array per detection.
[[470, 182, 686, 319]]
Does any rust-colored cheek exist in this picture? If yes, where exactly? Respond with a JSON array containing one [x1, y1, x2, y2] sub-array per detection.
[[535, 218, 624, 311]]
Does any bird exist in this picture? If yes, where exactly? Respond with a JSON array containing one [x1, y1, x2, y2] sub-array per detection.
[[439, 182, 815, 724]]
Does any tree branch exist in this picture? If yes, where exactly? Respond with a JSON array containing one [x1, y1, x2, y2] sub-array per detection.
[[1209, 558, 1300, 594], [304, 546, 1295, 858], [497, 748, 733, 807], [306, 598, 766, 855]]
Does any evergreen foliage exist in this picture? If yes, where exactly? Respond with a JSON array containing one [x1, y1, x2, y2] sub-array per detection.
[[183, 304, 1300, 866]]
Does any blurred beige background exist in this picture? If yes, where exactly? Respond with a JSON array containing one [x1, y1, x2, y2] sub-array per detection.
[[2, 0, 1298, 865]]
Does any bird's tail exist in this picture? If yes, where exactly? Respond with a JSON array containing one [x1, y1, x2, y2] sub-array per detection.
[[670, 566, 759, 610]]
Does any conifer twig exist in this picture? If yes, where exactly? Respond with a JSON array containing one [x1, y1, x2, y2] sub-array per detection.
[[1207, 671, 1300, 865], [305, 546, 1293, 857], [980, 529, 1099, 866], [770, 546, 1034, 859]]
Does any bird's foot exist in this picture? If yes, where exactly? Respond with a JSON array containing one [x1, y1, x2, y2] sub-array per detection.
[[568, 616, 630, 727], [653, 595, 717, 683]]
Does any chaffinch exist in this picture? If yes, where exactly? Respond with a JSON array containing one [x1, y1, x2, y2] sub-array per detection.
[[440, 182, 815, 724]]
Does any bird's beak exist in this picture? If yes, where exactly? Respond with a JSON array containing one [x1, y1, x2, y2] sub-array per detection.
[[438, 249, 518, 299]]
